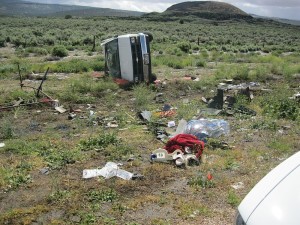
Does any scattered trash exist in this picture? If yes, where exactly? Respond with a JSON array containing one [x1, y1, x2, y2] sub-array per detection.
[[164, 134, 205, 159], [218, 82, 260, 91], [173, 119, 188, 136], [106, 121, 119, 128], [13, 98, 24, 107], [207, 139, 232, 150], [151, 148, 199, 167], [231, 182, 244, 190], [68, 113, 77, 120], [39, 167, 50, 175], [199, 108, 222, 117], [167, 121, 176, 128], [140, 110, 152, 122], [289, 92, 300, 101], [207, 89, 223, 109], [156, 110, 176, 118], [83, 162, 137, 180], [235, 105, 256, 116], [55, 105, 67, 113], [203, 83, 257, 116], [0, 143, 5, 148], [155, 93, 165, 103], [184, 119, 230, 140], [162, 104, 172, 111]]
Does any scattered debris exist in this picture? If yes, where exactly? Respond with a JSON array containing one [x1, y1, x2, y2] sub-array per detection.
[[289, 92, 300, 101], [39, 167, 50, 175], [55, 105, 67, 113], [82, 162, 138, 180], [164, 134, 205, 159], [184, 119, 230, 140], [203, 82, 258, 116], [106, 121, 119, 128], [155, 93, 165, 103], [140, 110, 152, 122], [198, 108, 222, 117], [231, 182, 244, 190], [68, 113, 77, 120], [167, 121, 176, 128], [207, 89, 224, 109], [151, 148, 199, 167], [218, 82, 260, 91]]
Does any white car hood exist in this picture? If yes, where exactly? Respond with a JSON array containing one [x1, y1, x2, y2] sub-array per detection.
[[238, 151, 300, 224]]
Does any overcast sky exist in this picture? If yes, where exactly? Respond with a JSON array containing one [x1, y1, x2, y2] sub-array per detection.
[[28, 0, 300, 20]]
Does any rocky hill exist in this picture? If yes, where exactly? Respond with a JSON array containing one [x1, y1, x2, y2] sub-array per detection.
[[145, 1, 252, 21]]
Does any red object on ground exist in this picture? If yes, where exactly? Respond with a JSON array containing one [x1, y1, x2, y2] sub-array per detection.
[[164, 134, 205, 159], [207, 172, 213, 181], [91, 72, 105, 78], [114, 78, 130, 87]]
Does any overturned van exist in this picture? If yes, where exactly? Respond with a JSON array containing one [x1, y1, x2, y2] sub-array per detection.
[[101, 33, 154, 84]]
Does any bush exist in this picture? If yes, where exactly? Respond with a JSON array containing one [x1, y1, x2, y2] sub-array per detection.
[[177, 41, 191, 53], [65, 15, 72, 19], [52, 45, 68, 57]]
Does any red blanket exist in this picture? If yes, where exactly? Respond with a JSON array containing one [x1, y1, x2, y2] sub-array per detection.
[[164, 134, 205, 159]]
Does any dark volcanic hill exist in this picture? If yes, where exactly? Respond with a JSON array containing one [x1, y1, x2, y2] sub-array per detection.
[[145, 1, 252, 21], [0, 0, 144, 17]]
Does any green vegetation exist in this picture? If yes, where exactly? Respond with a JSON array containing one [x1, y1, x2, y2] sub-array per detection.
[[0, 13, 299, 225]]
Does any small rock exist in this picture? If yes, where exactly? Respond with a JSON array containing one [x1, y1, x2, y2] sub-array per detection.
[[70, 215, 81, 223]]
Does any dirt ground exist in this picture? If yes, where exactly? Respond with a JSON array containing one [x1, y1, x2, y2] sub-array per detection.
[[0, 53, 299, 225]]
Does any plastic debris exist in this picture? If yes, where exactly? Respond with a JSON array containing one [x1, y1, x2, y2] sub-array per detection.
[[55, 105, 67, 113], [82, 162, 134, 180], [184, 119, 230, 139], [106, 121, 119, 128], [0, 143, 5, 148], [173, 119, 188, 136], [168, 121, 176, 128], [68, 113, 76, 120], [151, 148, 199, 167]]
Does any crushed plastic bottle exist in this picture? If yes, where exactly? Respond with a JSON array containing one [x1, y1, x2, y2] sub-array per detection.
[[184, 119, 230, 140]]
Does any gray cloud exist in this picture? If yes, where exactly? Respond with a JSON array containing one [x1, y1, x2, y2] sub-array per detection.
[[28, 0, 300, 20]]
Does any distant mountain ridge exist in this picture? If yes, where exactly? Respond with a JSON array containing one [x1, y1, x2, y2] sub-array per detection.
[[0, 0, 144, 17], [250, 14, 300, 26]]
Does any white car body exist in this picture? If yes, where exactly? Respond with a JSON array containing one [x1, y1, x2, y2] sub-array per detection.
[[236, 151, 300, 225], [101, 33, 153, 83]]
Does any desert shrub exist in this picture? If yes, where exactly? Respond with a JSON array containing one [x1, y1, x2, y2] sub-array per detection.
[[132, 84, 156, 111], [52, 45, 68, 57], [0, 39, 6, 47], [248, 65, 270, 82], [65, 15, 72, 19], [0, 64, 15, 78], [233, 66, 250, 81], [196, 60, 206, 67], [177, 41, 190, 53], [26, 47, 48, 56], [262, 90, 299, 121]]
